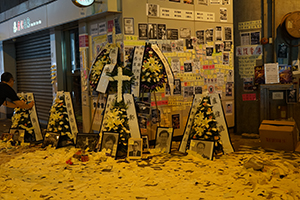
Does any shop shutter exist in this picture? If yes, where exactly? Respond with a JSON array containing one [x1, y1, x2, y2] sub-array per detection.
[[15, 30, 52, 125]]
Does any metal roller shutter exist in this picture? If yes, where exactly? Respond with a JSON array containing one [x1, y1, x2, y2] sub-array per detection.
[[15, 30, 52, 125]]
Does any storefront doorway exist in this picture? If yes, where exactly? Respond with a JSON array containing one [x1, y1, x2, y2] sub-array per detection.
[[62, 28, 82, 131]]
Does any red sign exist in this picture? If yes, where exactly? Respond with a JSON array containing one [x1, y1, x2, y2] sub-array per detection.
[[79, 34, 89, 47], [242, 93, 256, 101], [107, 20, 114, 33]]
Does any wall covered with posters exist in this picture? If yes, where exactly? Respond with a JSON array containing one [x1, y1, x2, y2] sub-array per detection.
[[234, 0, 300, 135], [120, 0, 234, 139], [79, 0, 234, 139]]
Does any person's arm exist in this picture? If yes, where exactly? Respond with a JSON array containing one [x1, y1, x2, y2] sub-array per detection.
[[3, 100, 18, 108], [3, 100, 34, 109]]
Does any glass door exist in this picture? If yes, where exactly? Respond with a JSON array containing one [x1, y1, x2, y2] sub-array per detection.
[[62, 28, 82, 131]]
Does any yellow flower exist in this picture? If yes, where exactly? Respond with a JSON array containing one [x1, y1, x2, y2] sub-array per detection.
[[93, 60, 104, 75]]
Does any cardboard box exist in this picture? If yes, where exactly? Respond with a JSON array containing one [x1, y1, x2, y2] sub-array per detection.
[[259, 120, 297, 151]]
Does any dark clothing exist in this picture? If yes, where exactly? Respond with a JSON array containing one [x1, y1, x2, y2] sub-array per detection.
[[0, 82, 19, 106], [129, 150, 141, 156]]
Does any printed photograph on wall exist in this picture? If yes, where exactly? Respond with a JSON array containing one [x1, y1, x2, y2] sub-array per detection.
[[176, 40, 184, 51], [162, 43, 172, 52], [184, 61, 193, 72], [215, 26, 222, 41], [223, 41, 232, 51], [174, 79, 182, 95], [184, 86, 194, 97], [124, 18, 134, 35], [158, 24, 167, 39], [146, 4, 159, 17], [180, 28, 191, 39], [224, 27, 232, 41], [205, 29, 214, 43], [223, 52, 229, 65], [243, 78, 254, 92], [225, 102, 233, 115], [167, 29, 179, 40], [196, 30, 205, 44], [215, 42, 223, 53], [206, 46, 214, 58], [194, 86, 202, 94], [186, 39, 193, 50], [254, 66, 265, 86], [279, 65, 292, 84], [171, 58, 180, 73], [220, 8, 228, 22], [225, 82, 233, 96], [138, 24, 148, 40], [148, 23, 158, 39], [251, 31, 260, 45]]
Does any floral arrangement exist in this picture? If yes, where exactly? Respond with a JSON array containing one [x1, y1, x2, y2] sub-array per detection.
[[101, 100, 131, 155], [89, 43, 121, 91], [189, 96, 223, 155], [89, 49, 110, 91], [11, 93, 35, 141], [141, 43, 166, 92], [48, 93, 73, 141]]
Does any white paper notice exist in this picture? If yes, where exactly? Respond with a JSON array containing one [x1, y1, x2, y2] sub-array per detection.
[[240, 32, 250, 46], [160, 7, 173, 18], [172, 9, 183, 19], [131, 46, 145, 97], [96, 64, 116, 93], [217, 73, 224, 86], [264, 63, 279, 84], [179, 94, 203, 153], [91, 24, 98, 36], [123, 94, 141, 138], [64, 92, 78, 143], [98, 22, 107, 35], [183, 10, 194, 20], [195, 11, 215, 22], [25, 93, 43, 141]]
